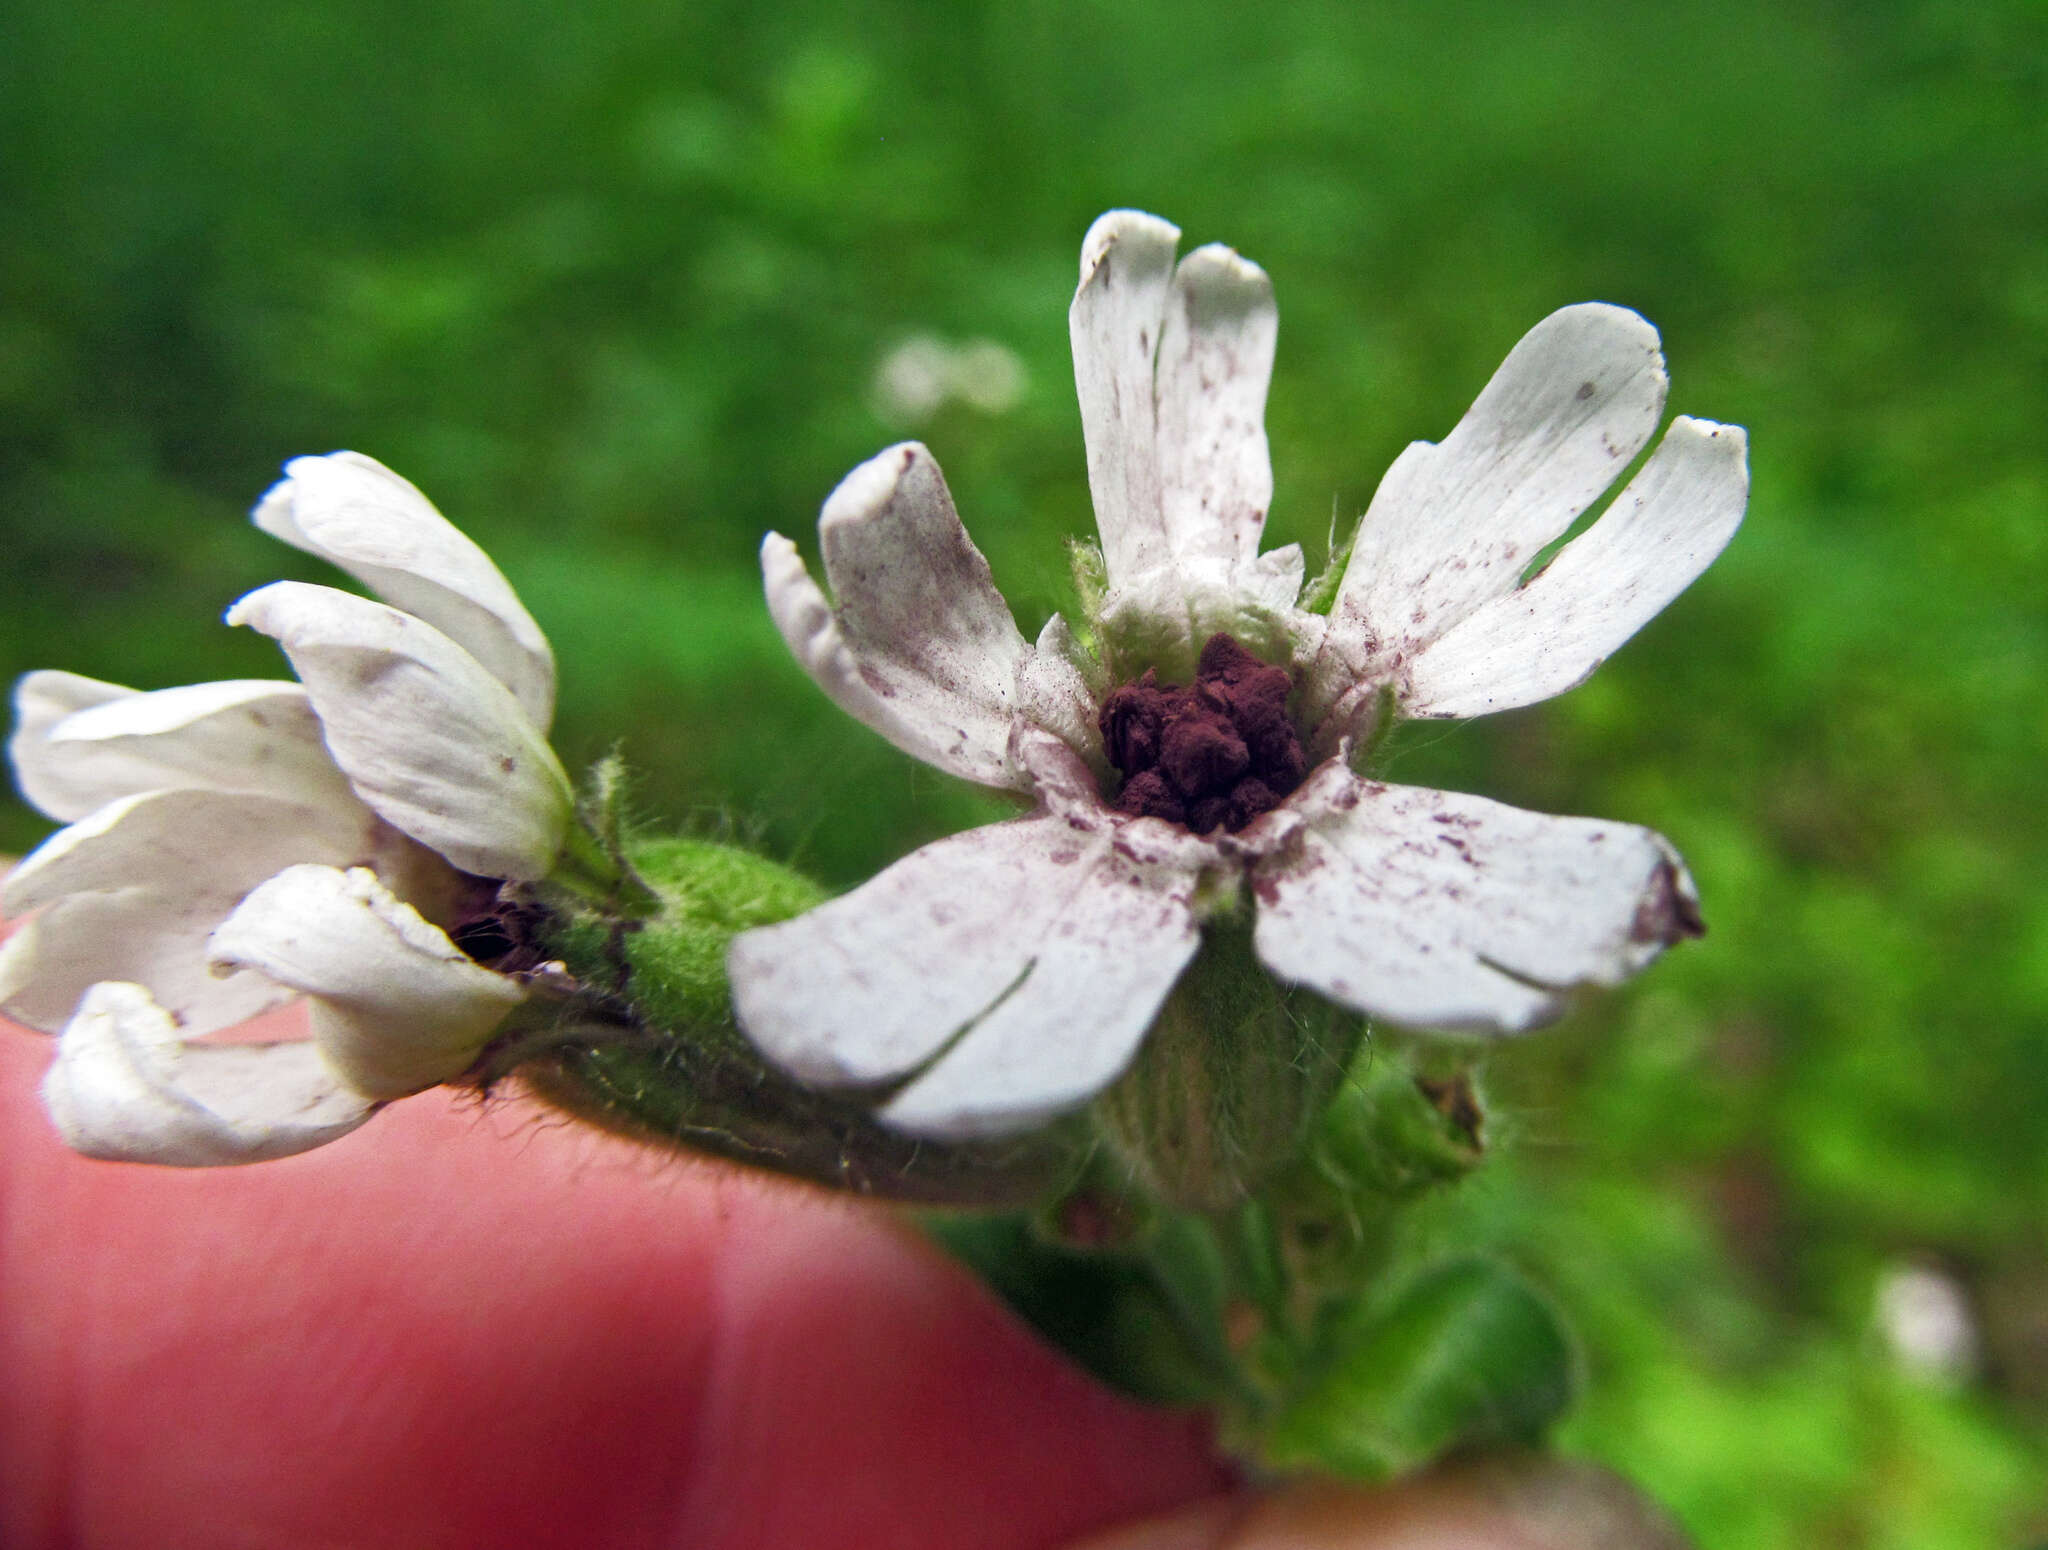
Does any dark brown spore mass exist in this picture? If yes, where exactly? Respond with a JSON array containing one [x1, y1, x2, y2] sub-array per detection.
[[1099, 633, 1307, 833], [450, 879, 549, 973]]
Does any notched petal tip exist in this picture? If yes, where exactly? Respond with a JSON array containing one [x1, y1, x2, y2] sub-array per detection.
[[760, 532, 830, 630], [220, 579, 292, 634], [1668, 414, 1751, 477], [1173, 241, 1274, 319], [818, 441, 936, 537], [1077, 209, 1182, 290]]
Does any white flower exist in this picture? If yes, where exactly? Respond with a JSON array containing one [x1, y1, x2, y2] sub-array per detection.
[[732, 211, 1747, 1141], [1874, 1263, 1980, 1387], [872, 334, 1029, 423], [3, 452, 572, 1164]]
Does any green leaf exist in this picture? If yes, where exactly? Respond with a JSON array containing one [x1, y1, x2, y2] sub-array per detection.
[[1258, 1257, 1577, 1479], [923, 1212, 1229, 1405]]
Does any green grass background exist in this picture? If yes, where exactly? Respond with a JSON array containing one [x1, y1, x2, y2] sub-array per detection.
[[3, 0, 2044, 1542]]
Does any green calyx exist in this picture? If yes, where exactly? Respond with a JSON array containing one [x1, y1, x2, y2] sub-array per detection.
[[1090, 913, 1365, 1212], [1095, 592, 1299, 685], [497, 828, 1077, 1206]]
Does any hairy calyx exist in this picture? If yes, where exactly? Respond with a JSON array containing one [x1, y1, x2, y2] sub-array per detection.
[[1099, 633, 1307, 832]]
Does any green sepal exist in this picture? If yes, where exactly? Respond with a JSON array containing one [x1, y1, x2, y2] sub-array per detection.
[[1256, 1052, 1485, 1297], [525, 1039, 1081, 1207], [1095, 590, 1299, 685], [537, 751, 662, 919], [1067, 536, 1108, 622], [1300, 508, 1361, 616], [1253, 1257, 1577, 1479]]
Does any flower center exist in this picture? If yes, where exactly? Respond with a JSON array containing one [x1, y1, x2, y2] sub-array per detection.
[[1098, 632, 1307, 833]]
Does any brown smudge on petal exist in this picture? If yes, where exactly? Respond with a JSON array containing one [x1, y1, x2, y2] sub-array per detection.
[[1631, 856, 1707, 944]]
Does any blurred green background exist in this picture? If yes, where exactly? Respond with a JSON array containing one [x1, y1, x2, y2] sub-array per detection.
[[3, 0, 2044, 1542]]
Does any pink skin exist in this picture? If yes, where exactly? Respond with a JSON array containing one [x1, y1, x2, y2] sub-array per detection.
[[0, 901, 1617, 1550], [0, 1000, 1227, 1550]]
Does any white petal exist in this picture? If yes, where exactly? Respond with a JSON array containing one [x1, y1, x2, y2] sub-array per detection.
[[0, 787, 414, 1035], [1153, 244, 1279, 571], [3, 786, 386, 914], [255, 452, 556, 727], [1401, 418, 1749, 717], [1323, 305, 1669, 697], [1014, 614, 1107, 771], [1246, 543, 1306, 613], [1070, 210, 1181, 588], [762, 443, 1030, 790], [1071, 215, 1281, 597], [210, 865, 524, 1099], [0, 891, 297, 1036], [228, 581, 572, 880], [40, 982, 373, 1166], [1252, 768, 1701, 1032], [730, 809, 1206, 1139], [12, 676, 355, 823], [10, 671, 133, 821]]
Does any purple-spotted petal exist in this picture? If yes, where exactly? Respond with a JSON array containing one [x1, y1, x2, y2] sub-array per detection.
[[1070, 210, 1181, 587], [1320, 305, 1669, 708], [1252, 767, 1700, 1032], [1153, 243, 1280, 573], [40, 981, 374, 1166], [1401, 417, 1749, 717], [730, 809, 1206, 1139], [1070, 212, 1280, 596], [1015, 614, 1108, 771], [762, 443, 1030, 791]]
